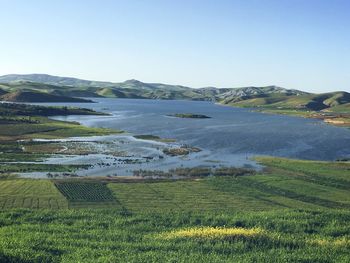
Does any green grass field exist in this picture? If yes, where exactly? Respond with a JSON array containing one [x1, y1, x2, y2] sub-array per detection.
[[0, 179, 67, 209], [0, 209, 349, 262], [0, 157, 349, 262], [1, 156, 347, 212]]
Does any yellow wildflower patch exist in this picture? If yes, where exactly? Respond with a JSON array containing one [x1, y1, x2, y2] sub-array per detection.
[[158, 226, 265, 241], [309, 237, 350, 248]]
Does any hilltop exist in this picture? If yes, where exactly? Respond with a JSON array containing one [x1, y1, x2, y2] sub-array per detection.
[[0, 74, 309, 101], [218, 86, 309, 103], [0, 74, 116, 87], [0, 81, 103, 98], [0, 78, 205, 100]]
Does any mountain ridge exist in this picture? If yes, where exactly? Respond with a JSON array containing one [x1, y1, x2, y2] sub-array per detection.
[[0, 73, 308, 101], [0, 73, 305, 91]]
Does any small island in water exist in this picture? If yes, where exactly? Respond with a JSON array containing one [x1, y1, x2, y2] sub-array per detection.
[[167, 113, 211, 119]]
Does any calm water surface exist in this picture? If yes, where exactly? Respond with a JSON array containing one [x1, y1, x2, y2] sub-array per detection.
[[47, 98, 350, 162]]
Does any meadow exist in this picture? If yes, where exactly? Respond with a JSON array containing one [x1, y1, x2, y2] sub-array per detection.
[[0, 209, 349, 262], [0, 157, 349, 262]]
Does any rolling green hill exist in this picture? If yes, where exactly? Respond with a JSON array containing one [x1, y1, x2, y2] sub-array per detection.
[[328, 102, 350, 113], [0, 79, 207, 100], [1, 74, 349, 127], [0, 90, 93, 103], [0, 74, 115, 87], [0, 102, 105, 117], [220, 91, 350, 126], [221, 91, 350, 111], [0, 74, 309, 101], [0, 81, 103, 98]]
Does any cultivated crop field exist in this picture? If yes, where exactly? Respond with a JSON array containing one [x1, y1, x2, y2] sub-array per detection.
[[0, 209, 349, 262], [0, 157, 349, 262], [55, 181, 120, 208], [0, 179, 67, 209]]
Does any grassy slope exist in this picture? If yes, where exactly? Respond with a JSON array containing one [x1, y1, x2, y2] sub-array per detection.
[[329, 102, 350, 113], [0, 90, 93, 103], [0, 80, 207, 100], [226, 92, 350, 110], [223, 92, 350, 127], [0, 102, 106, 116], [0, 82, 101, 97], [0, 158, 349, 262]]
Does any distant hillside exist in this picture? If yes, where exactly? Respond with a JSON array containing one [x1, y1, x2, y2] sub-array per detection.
[[0, 74, 310, 102], [1, 74, 349, 113], [0, 79, 207, 101], [218, 86, 309, 104], [0, 74, 196, 91], [0, 81, 103, 98], [0, 74, 115, 87], [0, 102, 106, 117], [328, 102, 350, 113], [0, 91, 93, 103], [221, 90, 350, 112]]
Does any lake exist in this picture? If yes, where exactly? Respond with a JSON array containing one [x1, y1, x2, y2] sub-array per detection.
[[31, 98, 350, 176]]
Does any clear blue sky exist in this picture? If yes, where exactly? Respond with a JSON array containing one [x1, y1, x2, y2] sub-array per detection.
[[0, 0, 349, 92]]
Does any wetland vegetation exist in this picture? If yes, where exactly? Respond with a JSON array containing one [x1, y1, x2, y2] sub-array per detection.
[[0, 103, 121, 141], [162, 145, 202, 156]]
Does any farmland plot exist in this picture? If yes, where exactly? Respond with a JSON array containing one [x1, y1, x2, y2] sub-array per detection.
[[0, 180, 67, 209], [54, 181, 124, 209]]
